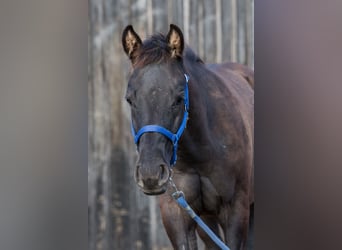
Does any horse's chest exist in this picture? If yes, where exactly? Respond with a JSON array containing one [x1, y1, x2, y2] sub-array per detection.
[[200, 177, 223, 213]]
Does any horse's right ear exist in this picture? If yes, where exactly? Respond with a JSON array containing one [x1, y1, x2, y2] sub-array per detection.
[[166, 24, 184, 58], [122, 25, 142, 62]]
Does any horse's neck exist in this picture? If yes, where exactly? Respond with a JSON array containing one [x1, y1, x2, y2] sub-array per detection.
[[178, 68, 220, 165]]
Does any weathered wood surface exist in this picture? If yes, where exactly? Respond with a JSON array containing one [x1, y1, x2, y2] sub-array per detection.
[[88, 1, 254, 249]]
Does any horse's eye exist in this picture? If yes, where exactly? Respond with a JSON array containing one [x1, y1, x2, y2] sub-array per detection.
[[172, 97, 183, 108], [126, 97, 135, 108], [126, 97, 132, 105]]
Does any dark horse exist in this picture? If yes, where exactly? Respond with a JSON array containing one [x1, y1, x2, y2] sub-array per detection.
[[122, 24, 254, 250]]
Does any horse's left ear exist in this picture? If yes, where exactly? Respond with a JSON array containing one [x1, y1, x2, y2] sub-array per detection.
[[166, 24, 184, 58], [122, 25, 142, 62]]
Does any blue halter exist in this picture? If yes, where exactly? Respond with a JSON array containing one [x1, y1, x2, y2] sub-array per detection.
[[131, 74, 190, 166]]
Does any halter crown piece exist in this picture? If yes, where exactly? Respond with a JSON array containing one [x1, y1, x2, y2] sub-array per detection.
[[131, 74, 190, 166]]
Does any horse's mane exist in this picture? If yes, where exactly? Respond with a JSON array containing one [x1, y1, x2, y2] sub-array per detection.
[[133, 34, 204, 68]]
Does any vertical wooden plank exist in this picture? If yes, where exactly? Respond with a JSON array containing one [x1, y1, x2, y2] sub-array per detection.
[[252, 0, 254, 68], [89, 1, 116, 249], [88, 1, 96, 249], [147, 0, 153, 34], [183, 0, 190, 41], [188, 0, 199, 54], [152, 0, 168, 32], [221, 0, 232, 62], [103, 0, 114, 26], [246, 0, 254, 68], [215, 0, 222, 62], [168, 0, 173, 25], [231, 0, 238, 62], [198, 0, 204, 59], [109, 0, 129, 248], [131, 0, 148, 38], [171, 0, 184, 30], [203, 0, 217, 62], [237, 0, 247, 65]]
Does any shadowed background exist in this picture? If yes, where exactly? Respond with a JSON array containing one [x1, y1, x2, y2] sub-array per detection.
[[88, 0, 253, 249]]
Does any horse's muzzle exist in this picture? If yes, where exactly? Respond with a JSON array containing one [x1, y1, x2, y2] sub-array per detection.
[[135, 163, 170, 195]]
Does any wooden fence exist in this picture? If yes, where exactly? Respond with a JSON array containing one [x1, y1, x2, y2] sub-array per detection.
[[88, 0, 254, 249]]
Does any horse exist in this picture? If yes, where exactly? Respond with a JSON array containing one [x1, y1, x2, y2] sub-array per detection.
[[122, 24, 254, 250]]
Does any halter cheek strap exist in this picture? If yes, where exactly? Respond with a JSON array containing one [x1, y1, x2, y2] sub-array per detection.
[[131, 74, 190, 166]]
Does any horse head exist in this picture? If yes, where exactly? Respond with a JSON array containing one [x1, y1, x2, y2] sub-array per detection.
[[122, 24, 188, 195]]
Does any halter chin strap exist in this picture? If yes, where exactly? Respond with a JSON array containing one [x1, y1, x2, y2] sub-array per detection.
[[131, 74, 190, 166]]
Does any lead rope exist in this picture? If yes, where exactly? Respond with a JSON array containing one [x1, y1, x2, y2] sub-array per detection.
[[168, 173, 230, 250]]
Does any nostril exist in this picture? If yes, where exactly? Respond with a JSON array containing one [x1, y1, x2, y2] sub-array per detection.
[[135, 165, 143, 186], [159, 165, 165, 179], [159, 164, 170, 185], [135, 165, 140, 178]]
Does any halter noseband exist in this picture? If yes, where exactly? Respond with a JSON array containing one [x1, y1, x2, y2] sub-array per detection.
[[131, 74, 190, 166]]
